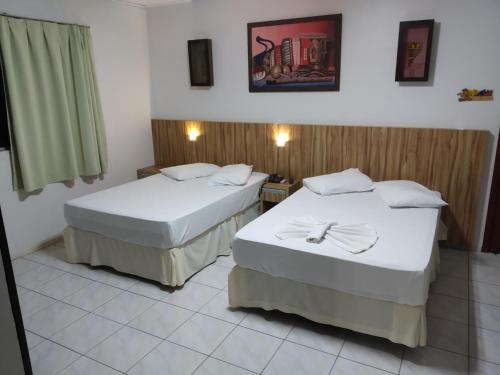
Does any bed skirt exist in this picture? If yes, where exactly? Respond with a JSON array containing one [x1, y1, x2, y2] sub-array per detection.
[[228, 265, 427, 347], [63, 202, 259, 286]]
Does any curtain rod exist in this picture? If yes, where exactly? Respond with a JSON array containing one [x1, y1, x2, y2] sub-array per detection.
[[0, 12, 89, 28]]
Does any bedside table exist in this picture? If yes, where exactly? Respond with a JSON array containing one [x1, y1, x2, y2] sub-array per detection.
[[260, 180, 301, 213], [137, 165, 161, 179]]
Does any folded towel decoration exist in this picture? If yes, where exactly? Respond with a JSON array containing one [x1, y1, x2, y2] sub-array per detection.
[[276, 216, 378, 254]]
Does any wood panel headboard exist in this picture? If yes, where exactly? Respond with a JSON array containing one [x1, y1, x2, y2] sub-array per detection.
[[152, 119, 489, 249]]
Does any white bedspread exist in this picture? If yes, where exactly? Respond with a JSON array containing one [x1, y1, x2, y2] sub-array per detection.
[[65, 172, 268, 248], [232, 187, 440, 305]]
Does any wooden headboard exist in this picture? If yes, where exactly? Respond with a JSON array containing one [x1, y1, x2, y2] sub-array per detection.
[[152, 119, 489, 249]]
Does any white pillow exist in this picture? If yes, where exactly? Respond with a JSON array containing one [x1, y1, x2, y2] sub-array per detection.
[[375, 180, 447, 208], [160, 163, 220, 180], [303, 168, 374, 195], [208, 164, 253, 186]]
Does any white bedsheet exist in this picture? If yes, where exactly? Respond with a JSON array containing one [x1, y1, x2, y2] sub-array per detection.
[[65, 172, 268, 249], [232, 187, 440, 305]]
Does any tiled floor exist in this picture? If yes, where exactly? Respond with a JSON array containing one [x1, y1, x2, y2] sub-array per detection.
[[12, 243, 500, 374]]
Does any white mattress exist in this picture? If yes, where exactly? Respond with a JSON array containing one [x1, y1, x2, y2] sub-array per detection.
[[65, 172, 268, 249], [232, 187, 440, 305]]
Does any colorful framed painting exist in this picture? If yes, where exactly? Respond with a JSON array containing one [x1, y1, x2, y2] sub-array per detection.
[[247, 14, 342, 92], [395, 19, 434, 82]]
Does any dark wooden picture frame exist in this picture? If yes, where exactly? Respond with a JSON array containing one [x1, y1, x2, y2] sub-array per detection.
[[247, 14, 342, 92], [395, 19, 434, 82], [187, 39, 214, 87]]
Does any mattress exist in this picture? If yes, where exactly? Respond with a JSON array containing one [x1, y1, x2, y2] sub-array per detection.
[[65, 172, 268, 249], [232, 187, 440, 306]]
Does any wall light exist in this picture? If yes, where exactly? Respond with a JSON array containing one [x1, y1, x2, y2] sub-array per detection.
[[186, 121, 201, 142], [276, 131, 289, 147]]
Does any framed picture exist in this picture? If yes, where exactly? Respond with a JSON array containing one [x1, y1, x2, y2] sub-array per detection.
[[188, 39, 214, 86], [247, 14, 342, 92], [395, 19, 434, 82]]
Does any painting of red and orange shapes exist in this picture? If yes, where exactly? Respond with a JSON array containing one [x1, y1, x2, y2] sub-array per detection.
[[247, 14, 342, 92]]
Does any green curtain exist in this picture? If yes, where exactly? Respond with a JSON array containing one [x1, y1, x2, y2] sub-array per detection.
[[0, 15, 107, 192]]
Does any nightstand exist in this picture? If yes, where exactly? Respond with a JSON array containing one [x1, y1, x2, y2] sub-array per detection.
[[137, 165, 161, 179], [260, 180, 301, 213]]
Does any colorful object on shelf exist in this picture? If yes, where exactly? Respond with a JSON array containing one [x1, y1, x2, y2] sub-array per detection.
[[457, 89, 494, 102]]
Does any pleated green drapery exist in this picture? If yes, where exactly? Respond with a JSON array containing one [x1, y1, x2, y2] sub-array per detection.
[[0, 15, 107, 192]]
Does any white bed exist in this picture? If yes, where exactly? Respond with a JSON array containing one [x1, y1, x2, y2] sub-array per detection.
[[229, 187, 441, 347], [64, 172, 268, 285]]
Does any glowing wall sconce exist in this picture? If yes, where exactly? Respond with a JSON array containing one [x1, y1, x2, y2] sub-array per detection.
[[186, 121, 201, 142], [276, 132, 289, 147], [273, 124, 290, 148]]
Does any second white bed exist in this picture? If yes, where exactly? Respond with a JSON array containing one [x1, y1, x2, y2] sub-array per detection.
[[232, 187, 440, 306]]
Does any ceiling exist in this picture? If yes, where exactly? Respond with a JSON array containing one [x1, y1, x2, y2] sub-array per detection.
[[120, 0, 191, 7]]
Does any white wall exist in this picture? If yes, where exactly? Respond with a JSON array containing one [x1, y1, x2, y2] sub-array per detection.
[[0, 0, 153, 258], [147, 0, 500, 249]]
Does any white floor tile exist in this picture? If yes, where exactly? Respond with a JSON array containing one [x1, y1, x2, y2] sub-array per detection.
[[63, 281, 122, 311], [24, 246, 76, 273], [161, 282, 219, 310], [24, 301, 87, 338], [94, 291, 155, 324], [12, 258, 40, 277], [59, 356, 121, 375], [128, 301, 193, 338], [470, 281, 500, 307], [430, 275, 468, 299], [469, 326, 500, 364], [191, 264, 230, 289], [16, 285, 29, 296], [470, 253, 500, 269], [287, 320, 345, 355], [33, 272, 93, 300], [129, 340, 206, 375], [427, 317, 468, 355], [470, 301, 500, 332], [15, 264, 65, 289], [87, 326, 162, 373], [24, 330, 45, 349], [29, 340, 80, 375], [168, 313, 234, 355], [439, 255, 467, 279], [470, 262, 500, 286], [24, 246, 66, 267], [216, 254, 236, 269], [18, 291, 55, 318], [199, 290, 247, 324], [264, 341, 335, 375], [194, 357, 253, 375], [213, 326, 282, 373], [90, 268, 139, 290], [331, 357, 392, 375], [469, 358, 500, 375], [51, 313, 122, 354], [240, 309, 294, 339], [340, 333, 403, 373], [427, 293, 468, 324], [400, 346, 467, 375], [128, 280, 170, 300]]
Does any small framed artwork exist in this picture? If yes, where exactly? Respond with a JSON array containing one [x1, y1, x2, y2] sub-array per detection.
[[247, 14, 342, 92], [187, 39, 214, 87], [395, 19, 434, 82]]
